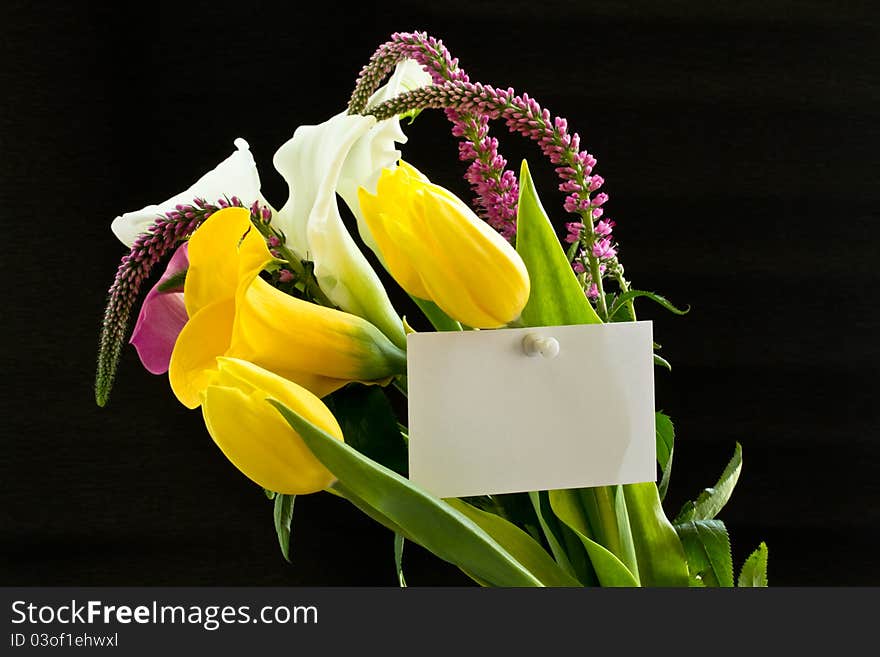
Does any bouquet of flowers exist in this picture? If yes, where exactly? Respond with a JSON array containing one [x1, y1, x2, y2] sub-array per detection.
[[95, 31, 767, 587]]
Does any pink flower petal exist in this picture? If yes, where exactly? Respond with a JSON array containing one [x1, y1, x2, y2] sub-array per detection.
[[130, 243, 190, 375]]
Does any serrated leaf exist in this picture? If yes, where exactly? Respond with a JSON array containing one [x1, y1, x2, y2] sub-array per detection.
[[655, 412, 674, 471], [674, 519, 734, 587], [394, 533, 407, 587], [270, 400, 545, 587], [516, 160, 602, 327], [547, 489, 639, 587], [738, 542, 769, 587], [323, 384, 408, 477], [655, 412, 675, 501], [623, 482, 690, 586], [676, 443, 743, 523], [273, 493, 295, 563], [609, 290, 689, 318], [447, 498, 582, 587]]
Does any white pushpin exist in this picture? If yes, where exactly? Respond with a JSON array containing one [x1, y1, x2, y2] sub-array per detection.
[[522, 333, 560, 359]]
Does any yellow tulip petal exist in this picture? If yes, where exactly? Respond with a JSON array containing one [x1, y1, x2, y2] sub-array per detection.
[[168, 299, 235, 409], [202, 386, 336, 495], [214, 357, 344, 434], [184, 207, 257, 316], [358, 188, 430, 299], [202, 357, 343, 495], [360, 161, 530, 328]]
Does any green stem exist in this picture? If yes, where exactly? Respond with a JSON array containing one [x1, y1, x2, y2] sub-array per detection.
[[613, 265, 637, 321], [251, 220, 336, 308], [579, 209, 609, 320]]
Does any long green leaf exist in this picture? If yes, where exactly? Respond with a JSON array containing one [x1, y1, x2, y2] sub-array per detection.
[[270, 400, 544, 587], [674, 519, 734, 587], [516, 160, 602, 327], [738, 542, 769, 587], [528, 491, 579, 580], [447, 499, 582, 587], [273, 493, 296, 563], [577, 487, 640, 579], [548, 489, 639, 587], [622, 482, 690, 586], [676, 443, 743, 523]]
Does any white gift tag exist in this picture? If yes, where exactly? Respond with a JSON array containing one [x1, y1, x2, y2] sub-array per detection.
[[407, 321, 656, 498]]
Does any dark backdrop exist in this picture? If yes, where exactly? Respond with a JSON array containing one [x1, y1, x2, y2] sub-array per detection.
[[2, 1, 878, 586]]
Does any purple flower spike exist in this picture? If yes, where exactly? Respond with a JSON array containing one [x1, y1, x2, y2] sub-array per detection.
[[129, 243, 190, 375]]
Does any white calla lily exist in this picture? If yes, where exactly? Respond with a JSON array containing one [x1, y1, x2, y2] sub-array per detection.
[[111, 138, 272, 248], [337, 59, 433, 254], [273, 60, 431, 349]]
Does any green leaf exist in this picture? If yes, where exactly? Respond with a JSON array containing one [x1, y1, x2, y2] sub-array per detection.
[[410, 296, 462, 331], [738, 542, 769, 587], [270, 400, 545, 587], [527, 491, 579, 580], [323, 384, 408, 477], [609, 290, 689, 318], [548, 489, 640, 587], [622, 482, 690, 586], [674, 519, 734, 587], [676, 443, 743, 523], [447, 499, 581, 587], [577, 487, 640, 579], [273, 493, 296, 564], [655, 412, 674, 471], [515, 160, 602, 327], [394, 533, 407, 587], [655, 412, 675, 501], [653, 354, 672, 371]]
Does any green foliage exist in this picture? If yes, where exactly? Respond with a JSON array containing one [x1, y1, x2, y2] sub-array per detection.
[[394, 533, 407, 587], [738, 542, 769, 587], [271, 399, 549, 586], [608, 290, 689, 319], [323, 384, 408, 477], [548, 489, 640, 586], [515, 160, 602, 327], [447, 499, 581, 587], [655, 412, 675, 501], [674, 519, 734, 587], [273, 494, 296, 563], [623, 483, 690, 586], [676, 443, 743, 523]]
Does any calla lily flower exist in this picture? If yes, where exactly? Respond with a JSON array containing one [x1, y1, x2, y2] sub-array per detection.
[[272, 60, 431, 349], [129, 242, 189, 374], [169, 207, 407, 409], [358, 161, 531, 329], [111, 138, 272, 247], [202, 357, 343, 495]]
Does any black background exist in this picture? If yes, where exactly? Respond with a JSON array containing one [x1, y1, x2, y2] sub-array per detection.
[[2, 1, 878, 586]]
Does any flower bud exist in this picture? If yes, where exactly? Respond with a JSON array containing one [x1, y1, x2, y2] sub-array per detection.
[[358, 162, 530, 328]]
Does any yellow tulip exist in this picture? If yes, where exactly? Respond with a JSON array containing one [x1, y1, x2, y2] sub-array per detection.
[[357, 162, 530, 328], [169, 207, 407, 408], [202, 357, 342, 494]]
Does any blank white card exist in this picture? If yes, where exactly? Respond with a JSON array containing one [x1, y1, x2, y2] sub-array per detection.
[[407, 321, 656, 498]]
